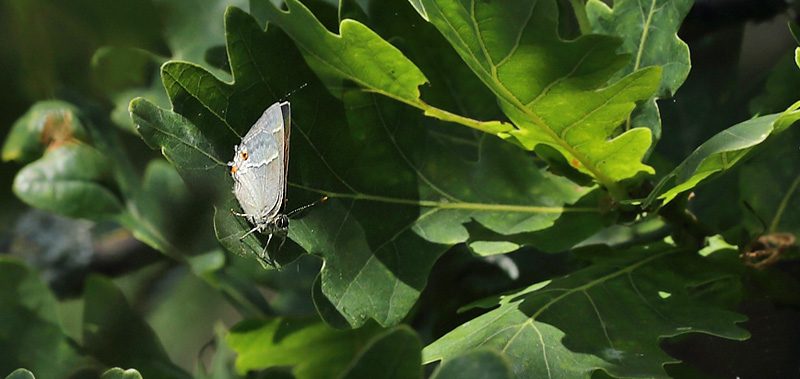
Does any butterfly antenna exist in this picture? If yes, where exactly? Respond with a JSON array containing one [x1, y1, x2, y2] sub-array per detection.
[[280, 83, 308, 102], [287, 196, 328, 217]]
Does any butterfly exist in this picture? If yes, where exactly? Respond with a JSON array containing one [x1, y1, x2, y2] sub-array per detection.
[[227, 102, 324, 266]]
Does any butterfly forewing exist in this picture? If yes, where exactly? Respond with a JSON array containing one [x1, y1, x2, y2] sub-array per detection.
[[231, 102, 289, 226]]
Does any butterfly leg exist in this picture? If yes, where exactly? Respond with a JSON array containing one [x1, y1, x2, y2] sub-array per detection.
[[262, 233, 273, 259], [230, 209, 251, 217], [260, 233, 275, 267], [239, 225, 260, 240]]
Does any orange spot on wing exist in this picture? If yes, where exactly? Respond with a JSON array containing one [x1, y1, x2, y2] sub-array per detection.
[[571, 158, 580, 168]]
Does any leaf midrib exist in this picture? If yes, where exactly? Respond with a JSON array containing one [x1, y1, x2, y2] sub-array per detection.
[[163, 67, 240, 139], [290, 184, 594, 214], [142, 117, 226, 166], [430, 0, 623, 196]]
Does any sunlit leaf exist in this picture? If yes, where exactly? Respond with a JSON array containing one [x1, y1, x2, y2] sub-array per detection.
[[253, 0, 510, 134], [226, 316, 381, 377], [587, 0, 692, 147], [420, 0, 661, 198], [647, 101, 800, 207]]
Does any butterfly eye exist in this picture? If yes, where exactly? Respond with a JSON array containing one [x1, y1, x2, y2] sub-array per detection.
[[230, 165, 238, 174], [241, 152, 248, 160]]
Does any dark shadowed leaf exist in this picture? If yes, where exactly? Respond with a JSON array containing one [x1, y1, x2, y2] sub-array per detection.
[[740, 126, 800, 237], [429, 349, 513, 379], [423, 242, 749, 378], [750, 51, 800, 115], [339, 326, 422, 379]]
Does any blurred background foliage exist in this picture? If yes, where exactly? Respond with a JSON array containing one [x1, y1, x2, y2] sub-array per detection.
[[2, 0, 800, 377]]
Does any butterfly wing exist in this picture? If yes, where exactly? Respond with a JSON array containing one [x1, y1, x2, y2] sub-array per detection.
[[279, 102, 291, 211], [231, 102, 288, 226]]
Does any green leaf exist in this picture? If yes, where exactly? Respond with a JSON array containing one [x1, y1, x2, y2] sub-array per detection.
[[257, 0, 425, 105], [1, 101, 90, 163], [587, 0, 692, 147], [422, 242, 749, 378], [133, 7, 604, 327], [82, 275, 191, 379], [339, 326, 422, 379], [790, 22, 800, 45], [0, 258, 59, 324], [463, 188, 615, 255], [130, 99, 228, 196], [429, 349, 513, 379], [225, 316, 381, 378], [795, 47, 800, 70], [368, 0, 505, 125], [311, 274, 352, 329], [4, 99, 190, 259], [12, 143, 124, 220], [100, 368, 143, 379], [0, 259, 91, 377], [421, 0, 661, 198], [647, 101, 800, 207], [253, 0, 510, 134], [4, 369, 35, 379]]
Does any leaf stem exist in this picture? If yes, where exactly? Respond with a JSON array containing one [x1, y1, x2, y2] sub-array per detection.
[[289, 184, 599, 214], [770, 171, 800, 233], [569, 0, 592, 35], [417, 99, 514, 134]]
